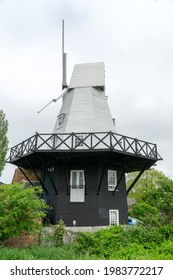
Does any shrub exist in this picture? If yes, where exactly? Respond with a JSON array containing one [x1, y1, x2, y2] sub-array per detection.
[[158, 238, 173, 259], [0, 225, 173, 260], [111, 243, 146, 260], [74, 226, 131, 258], [159, 223, 173, 240], [73, 223, 173, 259], [73, 231, 98, 255], [129, 203, 160, 226], [53, 220, 65, 247], [124, 225, 148, 244], [0, 183, 48, 241]]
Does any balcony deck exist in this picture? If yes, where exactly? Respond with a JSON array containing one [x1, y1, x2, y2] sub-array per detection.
[[7, 131, 161, 169]]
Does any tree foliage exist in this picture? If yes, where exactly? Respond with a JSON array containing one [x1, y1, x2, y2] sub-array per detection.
[[127, 168, 173, 221], [0, 110, 8, 177], [129, 203, 160, 226], [0, 183, 48, 241], [127, 168, 166, 201]]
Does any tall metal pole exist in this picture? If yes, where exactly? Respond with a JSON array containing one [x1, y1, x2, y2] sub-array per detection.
[[62, 19, 64, 54], [62, 19, 67, 89]]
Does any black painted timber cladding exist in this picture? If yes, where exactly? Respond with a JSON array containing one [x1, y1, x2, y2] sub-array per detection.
[[42, 154, 128, 226]]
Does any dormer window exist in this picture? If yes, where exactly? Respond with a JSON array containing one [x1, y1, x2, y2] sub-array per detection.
[[57, 113, 65, 128]]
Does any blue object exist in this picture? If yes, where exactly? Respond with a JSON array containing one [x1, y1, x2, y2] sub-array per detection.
[[128, 216, 142, 225]]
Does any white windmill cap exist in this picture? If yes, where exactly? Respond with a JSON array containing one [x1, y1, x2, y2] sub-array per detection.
[[69, 62, 105, 89]]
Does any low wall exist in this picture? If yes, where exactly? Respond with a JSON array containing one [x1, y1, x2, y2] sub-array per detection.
[[3, 226, 110, 248], [64, 226, 109, 244], [41, 226, 109, 246], [4, 233, 39, 248], [65, 226, 109, 232]]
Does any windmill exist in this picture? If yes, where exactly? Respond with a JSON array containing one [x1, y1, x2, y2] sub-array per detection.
[[8, 21, 162, 226]]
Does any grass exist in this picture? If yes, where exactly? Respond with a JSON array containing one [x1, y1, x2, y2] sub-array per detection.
[[0, 239, 173, 260], [0, 245, 100, 260], [1, 224, 173, 260]]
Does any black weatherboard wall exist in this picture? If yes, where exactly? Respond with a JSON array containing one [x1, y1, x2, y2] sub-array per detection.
[[42, 153, 128, 226]]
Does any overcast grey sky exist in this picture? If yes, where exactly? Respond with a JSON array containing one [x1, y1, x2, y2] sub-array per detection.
[[0, 0, 173, 183]]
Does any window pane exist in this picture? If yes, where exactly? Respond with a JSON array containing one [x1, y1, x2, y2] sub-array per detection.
[[70, 170, 85, 202], [109, 209, 119, 226], [71, 172, 77, 187], [79, 171, 84, 186], [58, 114, 65, 127], [108, 170, 117, 191]]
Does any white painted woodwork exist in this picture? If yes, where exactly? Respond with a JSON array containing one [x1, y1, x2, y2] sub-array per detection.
[[53, 62, 115, 134]]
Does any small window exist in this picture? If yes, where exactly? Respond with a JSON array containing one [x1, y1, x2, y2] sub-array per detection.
[[75, 134, 84, 147], [109, 209, 119, 226], [70, 170, 85, 202], [57, 113, 65, 128], [108, 170, 117, 191]]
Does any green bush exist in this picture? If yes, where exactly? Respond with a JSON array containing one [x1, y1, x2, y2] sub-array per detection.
[[0, 225, 173, 260], [53, 219, 65, 247], [73, 231, 98, 255], [74, 226, 126, 258], [123, 225, 148, 244], [158, 238, 173, 259], [111, 243, 146, 260], [0, 183, 48, 241], [129, 203, 160, 226], [73, 223, 173, 259], [159, 223, 173, 239], [1, 240, 172, 260]]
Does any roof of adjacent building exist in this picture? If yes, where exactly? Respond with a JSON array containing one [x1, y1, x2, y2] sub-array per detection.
[[127, 198, 136, 207]]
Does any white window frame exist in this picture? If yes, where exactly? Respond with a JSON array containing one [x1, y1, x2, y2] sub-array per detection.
[[109, 209, 119, 226], [108, 170, 117, 191], [57, 113, 65, 128], [70, 170, 85, 202]]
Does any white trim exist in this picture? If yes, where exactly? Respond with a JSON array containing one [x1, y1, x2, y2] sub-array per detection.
[[109, 209, 119, 226], [108, 170, 117, 191], [70, 170, 85, 202], [57, 113, 65, 128]]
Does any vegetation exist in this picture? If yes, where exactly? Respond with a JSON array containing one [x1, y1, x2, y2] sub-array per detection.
[[73, 223, 173, 259], [0, 244, 99, 260], [0, 183, 48, 241], [129, 203, 161, 226], [127, 168, 173, 222], [0, 224, 173, 260], [53, 220, 65, 247], [0, 168, 172, 260], [0, 109, 8, 177], [127, 168, 166, 198]]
